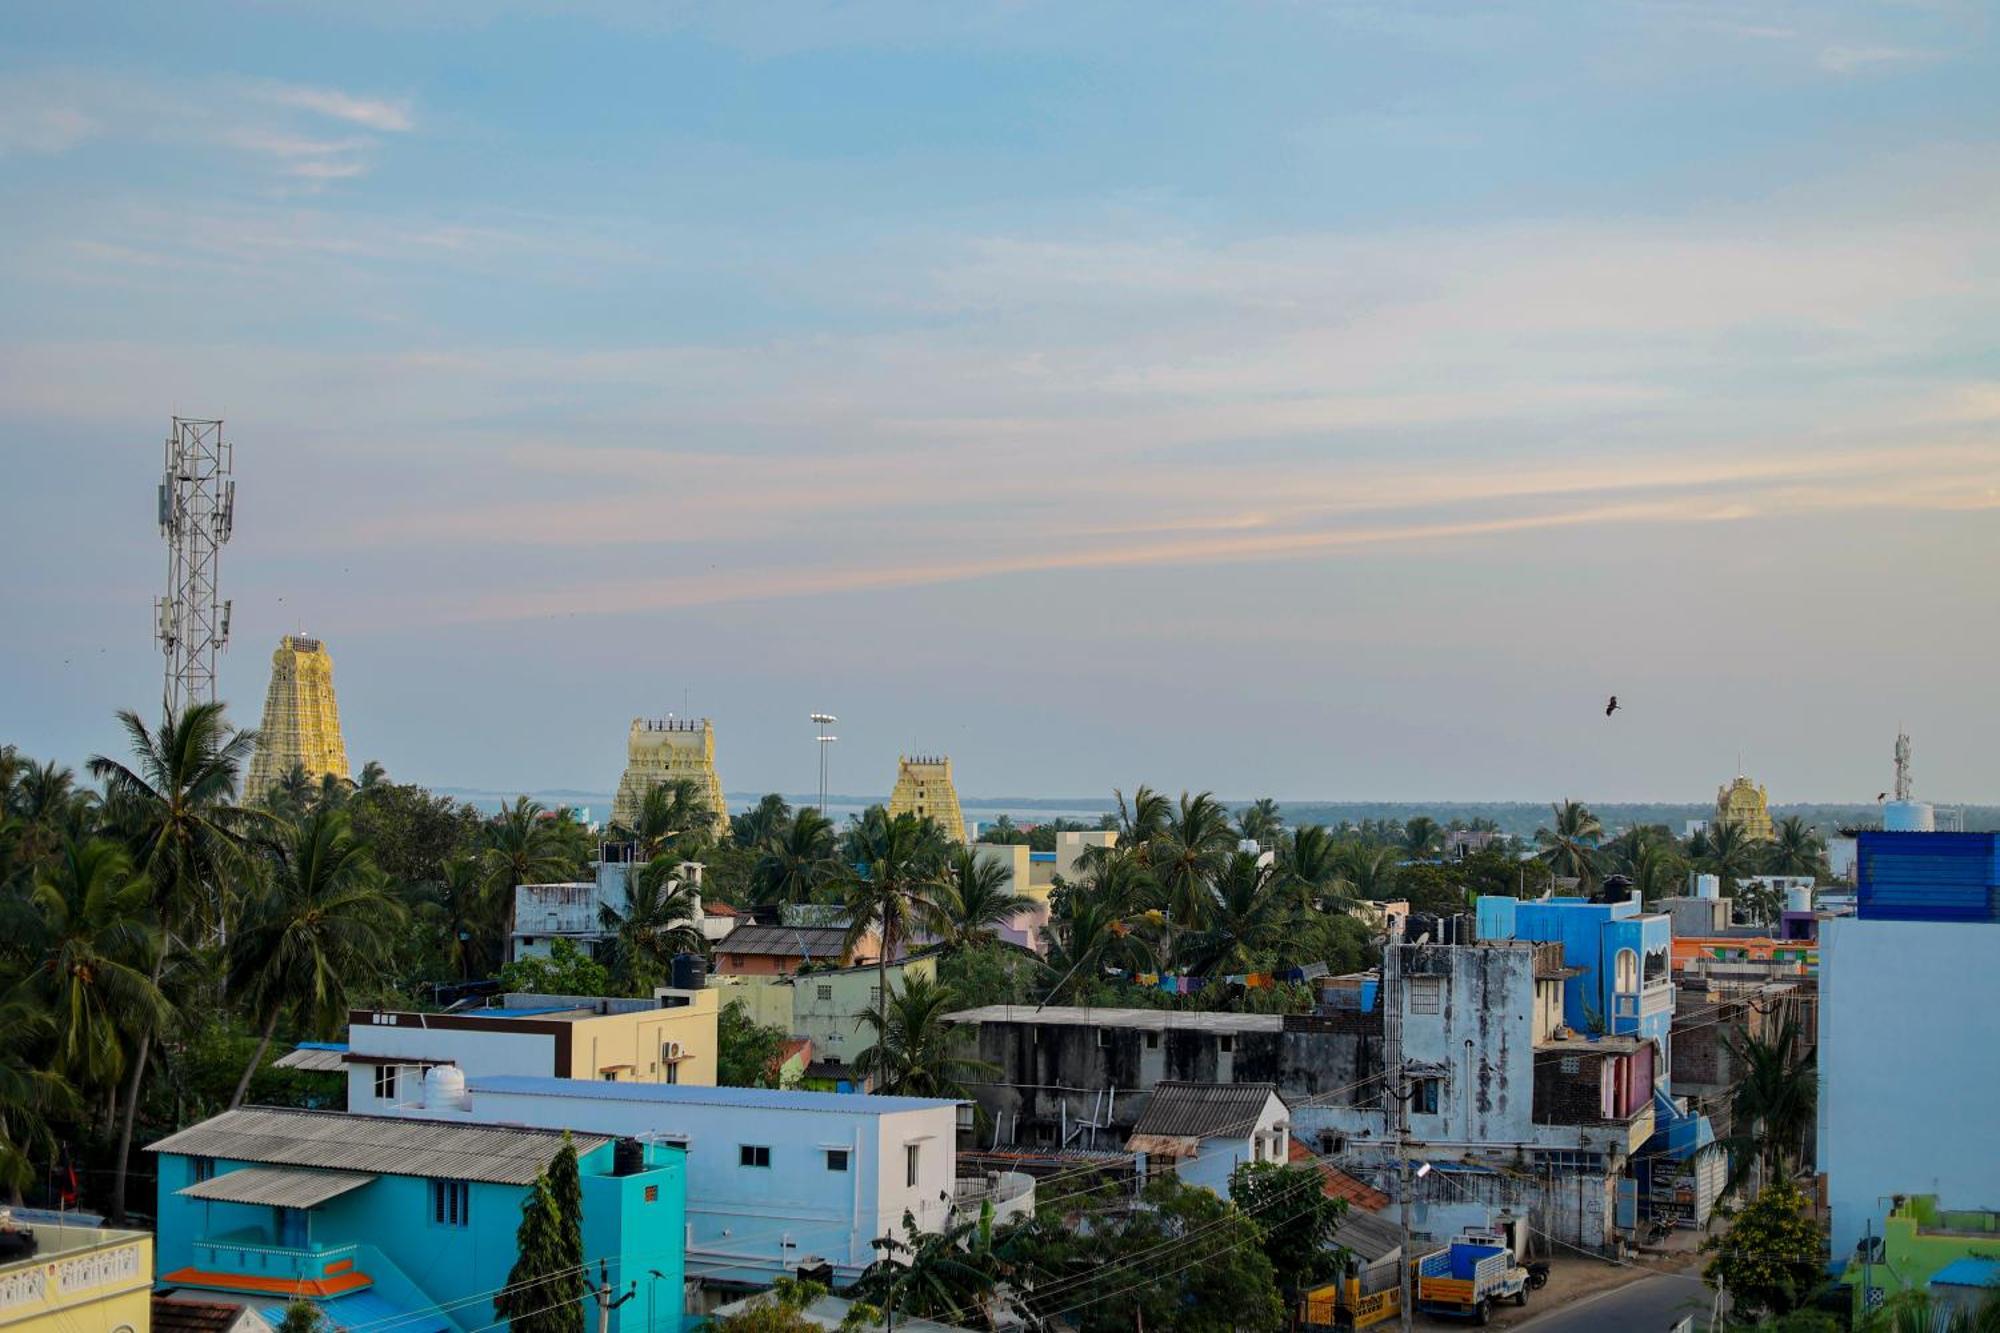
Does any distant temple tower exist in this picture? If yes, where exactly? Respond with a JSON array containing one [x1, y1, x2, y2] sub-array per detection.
[[1715, 774, 1774, 841], [612, 717, 729, 838], [245, 635, 350, 804], [888, 754, 965, 843]]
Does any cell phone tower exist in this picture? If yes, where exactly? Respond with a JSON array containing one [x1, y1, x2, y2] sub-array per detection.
[[155, 416, 236, 714]]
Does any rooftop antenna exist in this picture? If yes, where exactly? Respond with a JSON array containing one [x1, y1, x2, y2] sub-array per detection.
[[1893, 730, 1912, 803], [155, 416, 235, 715]]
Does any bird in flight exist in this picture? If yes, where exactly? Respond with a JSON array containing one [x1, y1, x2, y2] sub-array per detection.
[[1605, 696, 1620, 717], [1877, 792, 1889, 801]]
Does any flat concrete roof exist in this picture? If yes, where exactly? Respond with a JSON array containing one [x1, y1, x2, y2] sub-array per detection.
[[944, 1005, 1285, 1032]]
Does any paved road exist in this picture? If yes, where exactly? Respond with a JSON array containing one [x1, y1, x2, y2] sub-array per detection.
[[1509, 1271, 1711, 1332]]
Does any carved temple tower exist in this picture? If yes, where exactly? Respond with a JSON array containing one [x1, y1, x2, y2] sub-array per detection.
[[245, 635, 350, 804], [611, 717, 730, 838], [1714, 774, 1775, 842], [888, 754, 965, 843]]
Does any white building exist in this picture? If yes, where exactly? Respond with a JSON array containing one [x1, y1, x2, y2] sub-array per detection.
[[1124, 1081, 1289, 1199], [363, 1071, 976, 1289], [513, 844, 732, 962], [1819, 913, 2000, 1263]]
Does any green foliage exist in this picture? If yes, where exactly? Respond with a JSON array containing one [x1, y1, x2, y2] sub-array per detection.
[[1229, 1160, 1349, 1295], [548, 1137, 585, 1300], [497, 939, 616, 998], [936, 939, 1041, 1008], [717, 999, 790, 1088], [1010, 1174, 1286, 1333], [277, 1298, 327, 1333], [854, 972, 996, 1100], [1701, 1179, 1824, 1321], [854, 1204, 1003, 1326], [494, 1172, 585, 1333], [711, 1278, 881, 1332]]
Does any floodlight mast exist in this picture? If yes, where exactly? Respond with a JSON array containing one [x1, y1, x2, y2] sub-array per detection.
[[811, 713, 838, 815]]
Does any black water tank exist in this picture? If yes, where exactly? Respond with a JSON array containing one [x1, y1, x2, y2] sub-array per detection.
[[671, 953, 707, 990], [614, 1137, 646, 1177]]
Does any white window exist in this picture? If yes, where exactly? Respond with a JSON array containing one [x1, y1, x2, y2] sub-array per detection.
[[373, 1066, 396, 1100], [905, 1144, 921, 1188], [1615, 949, 1639, 994]]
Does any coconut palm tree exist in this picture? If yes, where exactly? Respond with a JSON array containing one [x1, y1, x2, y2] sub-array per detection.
[[1863, 1286, 2000, 1333], [268, 762, 315, 818], [0, 994, 79, 1202], [599, 865, 705, 994], [424, 853, 502, 981], [1113, 785, 1172, 848], [751, 807, 839, 907], [842, 811, 947, 1038], [1234, 797, 1283, 848], [228, 809, 402, 1106], [483, 797, 573, 944], [1339, 843, 1400, 901], [1402, 815, 1442, 859], [854, 1203, 1006, 1327], [1150, 791, 1236, 931], [922, 848, 1036, 950], [1042, 891, 1151, 1000], [87, 700, 256, 1221], [1701, 818, 1756, 899], [731, 793, 793, 850], [1719, 1019, 1816, 1194], [13, 837, 166, 1101], [853, 972, 996, 1100], [1180, 851, 1292, 975], [1535, 799, 1602, 885], [1764, 816, 1828, 878], [1632, 842, 1687, 904], [1280, 823, 1350, 912], [356, 760, 388, 792], [620, 779, 711, 861]]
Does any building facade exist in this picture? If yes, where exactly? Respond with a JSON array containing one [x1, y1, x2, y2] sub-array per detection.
[[1819, 832, 2000, 1266], [243, 635, 349, 804], [611, 717, 729, 837], [1124, 1082, 1290, 1200], [0, 1216, 152, 1333], [887, 756, 965, 844], [358, 1074, 966, 1291], [344, 990, 719, 1105], [149, 1106, 685, 1332], [711, 954, 940, 1072]]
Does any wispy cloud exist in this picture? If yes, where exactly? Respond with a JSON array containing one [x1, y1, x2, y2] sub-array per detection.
[[0, 104, 95, 156], [1817, 44, 1935, 73], [264, 83, 414, 132]]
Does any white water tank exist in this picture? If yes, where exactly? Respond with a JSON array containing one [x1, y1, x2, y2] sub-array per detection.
[[1883, 800, 1934, 832], [1695, 874, 1721, 900], [422, 1064, 468, 1112], [1785, 886, 1812, 915]]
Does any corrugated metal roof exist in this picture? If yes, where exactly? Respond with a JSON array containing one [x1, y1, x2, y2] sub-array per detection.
[[944, 1005, 1284, 1032], [178, 1165, 377, 1208], [1128, 1081, 1283, 1140], [146, 1107, 610, 1185], [470, 1073, 959, 1114], [274, 1046, 347, 1072]]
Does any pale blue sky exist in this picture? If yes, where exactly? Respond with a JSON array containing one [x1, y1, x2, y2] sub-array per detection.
[[3, 2, 1996, 803]]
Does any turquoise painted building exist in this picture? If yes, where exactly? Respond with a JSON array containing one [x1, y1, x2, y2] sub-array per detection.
[[148, 1106, 686, 1332]]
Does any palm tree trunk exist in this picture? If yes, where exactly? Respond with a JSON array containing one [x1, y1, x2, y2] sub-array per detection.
[[230, 1008, 282, 1110], [109, 949, 168, 1226]]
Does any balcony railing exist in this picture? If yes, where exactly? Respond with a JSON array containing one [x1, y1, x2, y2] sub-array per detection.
[[952, 1171, 1036, 1225], [191, 1234, 358, 1284]]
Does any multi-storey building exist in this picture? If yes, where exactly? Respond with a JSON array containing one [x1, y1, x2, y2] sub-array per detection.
[[0, 1212, 152, 1333], [150, 1106, 684, 1331], [887, 755, 965, 843], [344, 989, 720, 1103], [611, 717, 729, 838], [244, 635, 349, 803], [1819, 830, 2000, 1270]]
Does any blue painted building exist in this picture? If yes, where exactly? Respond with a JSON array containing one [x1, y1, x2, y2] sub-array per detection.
[[1857, 831, 2000, 922], [148, 1106, 686, 1332], [1476, 896, 1674, 1056]]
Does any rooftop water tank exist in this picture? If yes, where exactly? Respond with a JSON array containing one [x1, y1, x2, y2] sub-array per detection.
[[422, 1064, 467, 1112], [671, 953, 707, 990], [1785, 885, 1813, 915], [1695, 874, 1721, 900], [1883, 800, 1935, 833]]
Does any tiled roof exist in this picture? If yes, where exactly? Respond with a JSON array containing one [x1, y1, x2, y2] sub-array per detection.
[[146, 1107, 610, 1186], [716, 925, 852, 958], [152, 1297, 266, 1333], [1288, 1137, 1392, 1210], [1128, 1081, 1282, 1140]]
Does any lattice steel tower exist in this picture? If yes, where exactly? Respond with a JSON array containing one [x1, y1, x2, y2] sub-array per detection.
[[155, 417, 236, 713]]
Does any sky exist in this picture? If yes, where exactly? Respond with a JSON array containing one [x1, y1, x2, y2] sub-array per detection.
[[2, 1, 1997, 806]]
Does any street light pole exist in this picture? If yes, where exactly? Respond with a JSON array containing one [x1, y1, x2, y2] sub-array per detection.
[[811, 713, 838, 815]]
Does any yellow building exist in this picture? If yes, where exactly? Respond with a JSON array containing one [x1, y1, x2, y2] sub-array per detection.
[[1715, 775, 1775, 841], [244, 634, 349, 804], [887, 754, 965, 843], [0, 1217, 152, 1333], [611, 717, 729, 838]]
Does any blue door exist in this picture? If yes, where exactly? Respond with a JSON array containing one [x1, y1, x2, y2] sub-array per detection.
[[276, 1207, 308, 1248]]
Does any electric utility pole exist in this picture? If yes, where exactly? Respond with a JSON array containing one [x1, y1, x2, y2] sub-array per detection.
[[592, 1260, 636, 1333]]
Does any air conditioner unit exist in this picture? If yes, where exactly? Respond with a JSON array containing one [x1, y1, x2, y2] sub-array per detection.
[[663, 1041, 686, 1061]]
